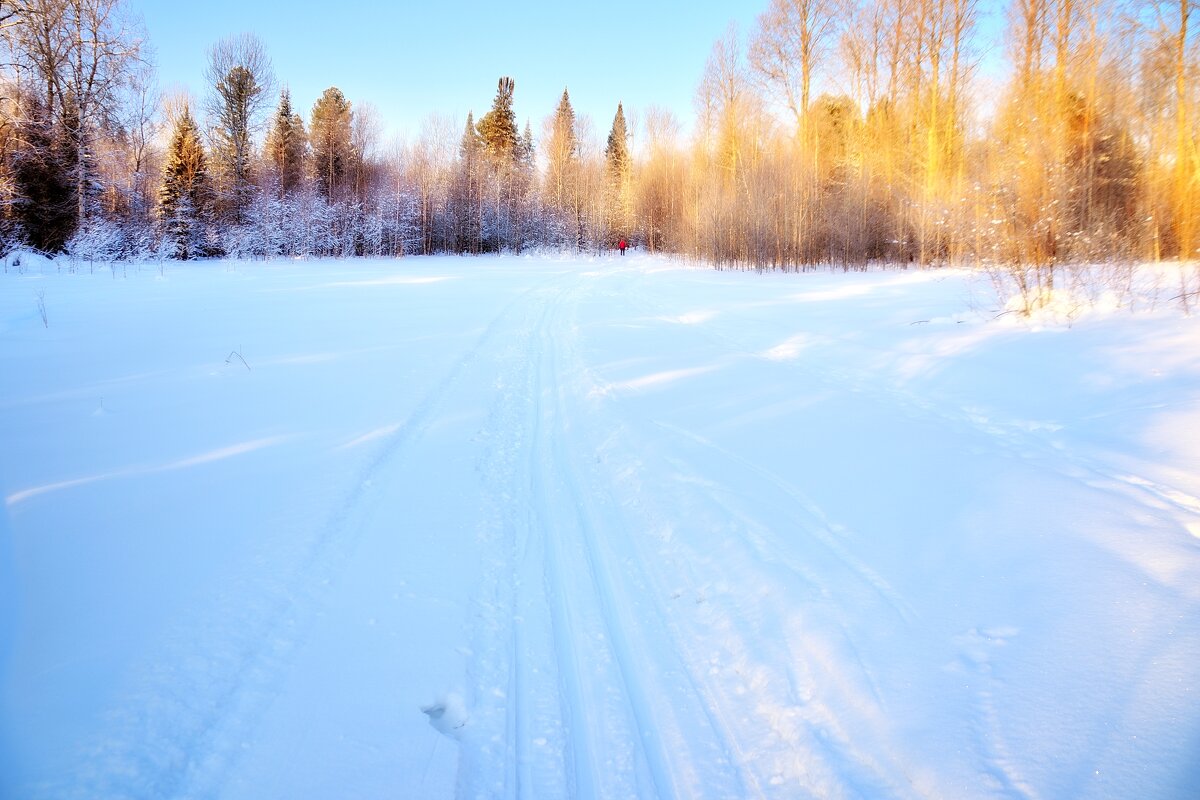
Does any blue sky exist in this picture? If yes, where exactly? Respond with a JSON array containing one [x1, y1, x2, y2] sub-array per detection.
[[135, 0, 765, 147]]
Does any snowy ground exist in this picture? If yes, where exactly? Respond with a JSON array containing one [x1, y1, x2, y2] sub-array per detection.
[[2, 254, 1199, 799]]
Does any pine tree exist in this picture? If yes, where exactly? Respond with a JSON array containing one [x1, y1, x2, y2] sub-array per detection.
[[473, 77, 525, 251], [209, 65, 262, 221], [264, 88, 307, 197], [204, 34, 273, 223], [158, 105, 211, 259], [476, 77, 519, 165], [310, 87, 355, 201]]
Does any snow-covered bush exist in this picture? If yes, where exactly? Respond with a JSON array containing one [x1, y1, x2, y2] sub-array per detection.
[[66, 217, 127, 267]]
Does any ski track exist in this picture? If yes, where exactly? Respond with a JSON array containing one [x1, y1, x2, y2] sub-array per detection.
[[544, 279, 743, 799], [57, 276, 558, 800], [564, 408, 908, 792], [545, 272, 903, 798], [464, 273, 746, 798]]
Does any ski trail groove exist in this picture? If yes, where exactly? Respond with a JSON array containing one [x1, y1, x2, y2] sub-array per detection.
[[573, 274, 925, 797], [537, 281, 663, 799], [547, 276, 753, 799], [462, 276, 588, 799], [66, 279, 553, 800]]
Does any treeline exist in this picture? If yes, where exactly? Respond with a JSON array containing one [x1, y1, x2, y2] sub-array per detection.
[[0, 0, 1197, 279], [668, 0, 1196, 280], [0, 1, 633, 262]]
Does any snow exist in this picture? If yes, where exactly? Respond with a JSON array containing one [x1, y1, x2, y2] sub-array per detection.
[[2, 254, 1199, 799]]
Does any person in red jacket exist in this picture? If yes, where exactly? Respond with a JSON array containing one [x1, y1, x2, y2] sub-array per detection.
[[618, 238, 627, 255]]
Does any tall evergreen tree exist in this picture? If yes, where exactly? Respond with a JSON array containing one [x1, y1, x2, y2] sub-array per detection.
[[7, 93, 75, 251], [605, 102, 631, 183], [473, 77, 524, 250], [264, 88, 307, 197], [519, 121, 536, 173], [476, 77, 519, 165], [545, 88, 579, 215], [451, 111, 483, 252], [310, 87, 355, 201], [158, 105, 211, 259], [209, 65, 262, 220], [604, 102, 633, 245], [514, 119, 537, 248], [205, 34, 273, 222], [211, 65, 262, 215]]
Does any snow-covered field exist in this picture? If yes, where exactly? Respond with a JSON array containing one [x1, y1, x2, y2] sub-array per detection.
[[2, 254, 1199, 799]]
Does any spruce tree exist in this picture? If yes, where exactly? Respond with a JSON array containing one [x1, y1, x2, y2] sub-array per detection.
[[515, 120, 537, 247], [310, 87, 355, 201], [158, 106, 211, 259], [265, 88, 308, 197], [519, 121, 536, 173], [545, 88, 579, 215], [452, 112, 483, 252], [9, 95, 76, 252], [605, 102, 631, 184], [604, 102, 633, 246]]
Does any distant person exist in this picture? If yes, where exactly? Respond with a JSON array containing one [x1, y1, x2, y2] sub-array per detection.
[[618, 238, 627, 256]]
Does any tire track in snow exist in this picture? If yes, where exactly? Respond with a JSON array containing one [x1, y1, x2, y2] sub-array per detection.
[[502, 289, 573, 799], [530, 291, 614, 796], [62, 278, 557, 800]]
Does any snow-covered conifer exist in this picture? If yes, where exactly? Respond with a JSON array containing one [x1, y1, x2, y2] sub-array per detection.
[[158, 106, 212, 260]]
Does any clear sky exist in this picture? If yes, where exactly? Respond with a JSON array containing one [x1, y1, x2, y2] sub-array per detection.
[[134, 0, 766, 149]]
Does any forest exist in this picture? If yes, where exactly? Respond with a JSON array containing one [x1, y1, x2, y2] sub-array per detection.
[[0, 1, 1197, 291]]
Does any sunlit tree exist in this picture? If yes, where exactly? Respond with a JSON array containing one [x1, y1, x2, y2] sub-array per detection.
[[264, 87, 307, 197], [310, 86, 355, 201], [158, 102, 211, 259], [205, 33, 273, 223]]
